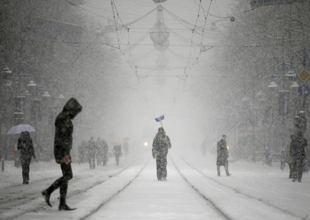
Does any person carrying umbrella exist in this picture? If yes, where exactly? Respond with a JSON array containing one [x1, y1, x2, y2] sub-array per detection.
[[41, 98, 82, 211], [17, 131, 36, 184], [152, 127, 171, 181]]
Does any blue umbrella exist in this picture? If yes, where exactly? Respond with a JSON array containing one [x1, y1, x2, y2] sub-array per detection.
[[155, 114, 165, 127]]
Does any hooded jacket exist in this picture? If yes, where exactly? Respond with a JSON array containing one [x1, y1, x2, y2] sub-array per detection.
[[152, 128, 171, 158], [54, 98, 82, 163], [17, 131, 36, 159]]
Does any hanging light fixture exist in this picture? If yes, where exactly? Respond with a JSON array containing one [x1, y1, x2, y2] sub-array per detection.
[[42, 90, 51, 98], [154, 40, 169, 51], [268, 81, 278, 88], [153, 0, 167, 3], [150, 6, 169, 45], [58, 94, 65, 99], [290, 81, 299, 88], [27, 80, 37, 87]]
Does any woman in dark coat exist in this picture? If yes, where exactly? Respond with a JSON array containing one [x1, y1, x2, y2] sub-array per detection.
[[217, 134, 231, 176], [17, 131, 36, 184]]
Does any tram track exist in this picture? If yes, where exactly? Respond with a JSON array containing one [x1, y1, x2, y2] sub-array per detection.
[[0, 159, 139, 220], [81, 158, 150, 220], [170, 154, 302, 220], [170, 155, 230, 220]]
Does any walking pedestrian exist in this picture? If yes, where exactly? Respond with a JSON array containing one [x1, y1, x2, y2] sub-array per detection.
[[290, 131, 307, 182], [216, 134, 231, 176], [152, 127, 171, 181], [102, 139, 109, 166], [87, 137, 97, 169], [113, 144, 122, 166], [17, 131, 36, 184], [41, 98, 82, 211], [286, 135, 294, 178]]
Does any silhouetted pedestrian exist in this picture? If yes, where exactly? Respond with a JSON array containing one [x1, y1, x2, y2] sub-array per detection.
[[216, 134, 231, 176], [42, 98, 82, 211], [290, 131, 307, 182], [152, 127, 171, 181], [17, 131, 36, 184]]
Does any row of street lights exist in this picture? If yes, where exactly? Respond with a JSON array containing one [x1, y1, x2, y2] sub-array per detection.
[[0, 46, 66, 171], [227, 47, 309, 161]]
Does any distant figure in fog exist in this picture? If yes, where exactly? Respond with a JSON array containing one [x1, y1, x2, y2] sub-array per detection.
[[286, 135, 294, 178], [216, 134, 231, 176], [78, 141, 86, 165], [87, 137, 97, 169], [17, 131, 36, 184], [102, 139, 109, 166], [42, 98, 82, 211], [290, 131, 307, 182], [152, 127, 171, 181], [265, 146, 271, 166], [113, 144, 122, 166]]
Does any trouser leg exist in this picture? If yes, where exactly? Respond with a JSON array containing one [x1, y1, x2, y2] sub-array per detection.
[[161, 155, 168, 179], [296, 159, 303, 181], [292, 159, 297, 180], [217, 165, 220, 176], [21, 159, 30, 182], [25, 162, 30, 181], [59, 183, 68, 206], [225, 164, 230, 176], [46, 162, 72, 196], [156, 157, 161, 180], [289, 163, 293, 178], [21, 163, 27, 182]]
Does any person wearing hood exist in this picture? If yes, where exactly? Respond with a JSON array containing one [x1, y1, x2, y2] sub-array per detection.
[[152, 127, 171, 181], [17, 131, 36, 184], [42, 98, 82, 211]]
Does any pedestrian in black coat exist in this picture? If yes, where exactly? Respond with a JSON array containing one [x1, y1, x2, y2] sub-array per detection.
[[217, 134, 231, 176], [152, 127, 171, 181], [17, 131, 36, 184], [290, 131, 307, 182], [42, 98, 82, 211]]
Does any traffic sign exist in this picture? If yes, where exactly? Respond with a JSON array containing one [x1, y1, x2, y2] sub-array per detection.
[[299, 69, 309, 81], [298, 84, 310, 98]]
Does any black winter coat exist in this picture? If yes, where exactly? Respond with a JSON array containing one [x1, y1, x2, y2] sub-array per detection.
[[217, 139, 229, 166], [54, 98, 82, 163], [152, 132, 171, 158], [17, 133, 35, 159], [290, 135, 307, 160]]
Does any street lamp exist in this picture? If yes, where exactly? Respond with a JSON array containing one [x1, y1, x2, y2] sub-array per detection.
[[290, 47, 310, 111]]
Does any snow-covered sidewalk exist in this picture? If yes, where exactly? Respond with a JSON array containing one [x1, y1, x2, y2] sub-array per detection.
[[1, 149, 310, 220]]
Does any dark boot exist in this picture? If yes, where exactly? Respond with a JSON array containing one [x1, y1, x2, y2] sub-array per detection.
[[42, 177, 62, 207], [58, 184, 76, 211], [42, 190, 52, 207]]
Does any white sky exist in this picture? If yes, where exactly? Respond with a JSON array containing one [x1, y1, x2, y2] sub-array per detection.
[[73, 0, 235, 146]]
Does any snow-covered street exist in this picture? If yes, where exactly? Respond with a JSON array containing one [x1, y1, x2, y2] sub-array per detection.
[[1, 149, 309, 220]]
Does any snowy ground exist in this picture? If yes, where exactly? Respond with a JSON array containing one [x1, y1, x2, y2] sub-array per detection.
[[0, 148, 309, 220]]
